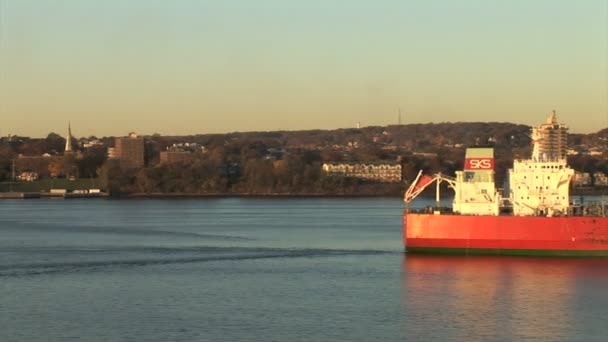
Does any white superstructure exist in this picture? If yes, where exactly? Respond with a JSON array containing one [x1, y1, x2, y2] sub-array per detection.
[[404, 112, 575, 217], [508, 112, 573, 216]]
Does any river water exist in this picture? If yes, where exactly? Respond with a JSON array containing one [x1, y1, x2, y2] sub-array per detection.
[[1, 198, 607, 341]]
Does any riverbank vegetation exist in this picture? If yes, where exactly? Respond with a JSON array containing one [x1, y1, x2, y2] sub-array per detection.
[[1, 122, 606, 196]]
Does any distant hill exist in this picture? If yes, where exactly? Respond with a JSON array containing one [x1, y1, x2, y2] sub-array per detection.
[[2, 121, 607, 194], [158, 121, 535, 150]]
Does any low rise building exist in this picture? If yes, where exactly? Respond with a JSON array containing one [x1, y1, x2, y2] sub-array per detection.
[[322, 162, 402, 182], [413, 152, 438, 158], [17, 171, 39, 181], [15, 154, 64, 178], [160, 150, 193, 164], [594, 172, 608, 186], [572, 172, 592, 187]]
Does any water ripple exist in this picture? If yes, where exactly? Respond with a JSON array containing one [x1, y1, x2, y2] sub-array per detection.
[[0, 247, 396, 277]]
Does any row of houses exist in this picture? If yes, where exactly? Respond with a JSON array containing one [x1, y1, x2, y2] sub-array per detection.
[[572, 172, 608, 187], [322, 162, 402, 183], [567, 148, 606, 157]]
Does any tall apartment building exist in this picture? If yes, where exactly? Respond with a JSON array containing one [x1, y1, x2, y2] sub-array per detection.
[[531, 111, 568, 161], [109, 132, 145, 169]]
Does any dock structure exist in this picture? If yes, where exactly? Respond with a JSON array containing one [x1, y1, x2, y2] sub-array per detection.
[[0, 191, 108, 199], [0, 192, 41, 199]]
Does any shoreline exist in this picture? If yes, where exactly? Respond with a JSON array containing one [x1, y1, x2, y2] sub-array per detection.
[[124, 192, 402, 199], [0, 191, 403, 199], [1, 187, 606, 200]]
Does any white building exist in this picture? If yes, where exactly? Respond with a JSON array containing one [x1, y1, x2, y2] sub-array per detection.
[[322, 162, 402, 182]]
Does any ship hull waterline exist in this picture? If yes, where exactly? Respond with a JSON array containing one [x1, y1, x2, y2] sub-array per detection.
[[404, 212, 608, 257]]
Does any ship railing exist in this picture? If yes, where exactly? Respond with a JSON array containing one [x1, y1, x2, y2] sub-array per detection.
[[514, 156, 565, 162], [406, 206, 454, 215], [569, 201, 608, 217]]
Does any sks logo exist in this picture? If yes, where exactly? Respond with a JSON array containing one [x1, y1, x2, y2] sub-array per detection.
[[465, 158, 494, 170]]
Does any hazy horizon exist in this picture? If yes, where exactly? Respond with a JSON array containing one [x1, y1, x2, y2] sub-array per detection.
[[1, 0, 606, 137], [3, 118, 606, 140]]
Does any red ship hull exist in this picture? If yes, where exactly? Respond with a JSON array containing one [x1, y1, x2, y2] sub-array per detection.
[[404, 212, 608, 256]]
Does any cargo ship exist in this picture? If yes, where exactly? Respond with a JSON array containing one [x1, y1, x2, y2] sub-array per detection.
[[403, 112, 608, 256]]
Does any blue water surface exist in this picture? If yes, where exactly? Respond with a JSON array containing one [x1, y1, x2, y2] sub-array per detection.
[[1, 198, 607, 341]]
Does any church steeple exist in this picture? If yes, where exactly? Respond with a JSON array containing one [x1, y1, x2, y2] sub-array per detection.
[[65, 122, 73, 153]]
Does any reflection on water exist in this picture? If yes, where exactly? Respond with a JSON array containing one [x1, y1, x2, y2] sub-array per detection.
[[401, 255, 608, 341]]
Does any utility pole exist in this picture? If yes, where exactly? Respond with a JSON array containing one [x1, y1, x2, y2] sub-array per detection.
[[398, 108, 402, 125], [10, 159, 15, 192]]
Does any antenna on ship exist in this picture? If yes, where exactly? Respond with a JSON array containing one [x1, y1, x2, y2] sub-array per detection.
[[398, 108, 402, 125]]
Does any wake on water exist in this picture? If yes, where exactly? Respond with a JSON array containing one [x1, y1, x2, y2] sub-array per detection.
[[0, 246, 396, 278]]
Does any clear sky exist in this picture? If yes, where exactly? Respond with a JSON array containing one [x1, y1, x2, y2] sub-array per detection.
[[0, 0, 606, 137]]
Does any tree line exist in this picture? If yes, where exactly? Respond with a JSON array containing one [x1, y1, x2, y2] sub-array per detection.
[[1, 122, 607, 195]]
